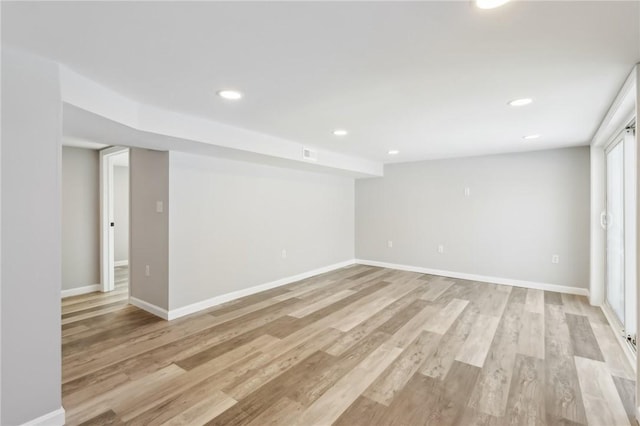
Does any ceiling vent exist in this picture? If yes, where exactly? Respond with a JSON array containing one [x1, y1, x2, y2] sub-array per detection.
[[302, 147, 318, 161]]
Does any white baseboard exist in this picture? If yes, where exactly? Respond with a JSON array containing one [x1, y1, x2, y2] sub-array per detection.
[[167, 259, 356, 320], [355, 259, 590, 297], [114, 260, 129, 267], [129, 296, 169, 320], [20, 407, 65, 426], [61, 284, 100, 299]]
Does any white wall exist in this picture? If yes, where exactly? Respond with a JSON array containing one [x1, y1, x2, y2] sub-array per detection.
[[168, 152, 355, 310], [356, 147, 590, 289], [114, 165, 129, 263], [1, 49, 63, 425], [130, 148, 169, 310], [62, 146, 100, 290]]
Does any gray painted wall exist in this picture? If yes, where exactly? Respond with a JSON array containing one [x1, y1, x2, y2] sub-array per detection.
[[168, 152, 355, 310], [130, 148, 169, 310], [114, 165, 129, 263], [356, 147, 590, 289], [1, 49, 63, 425], [62, 147, 100, 290]]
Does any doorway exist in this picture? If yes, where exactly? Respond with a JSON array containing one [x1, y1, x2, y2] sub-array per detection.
[[100, 147, 130, 294]]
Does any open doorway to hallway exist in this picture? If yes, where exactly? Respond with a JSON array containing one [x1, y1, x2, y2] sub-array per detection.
[[108, 149, 130, 298], [61, 144, 130, 301]]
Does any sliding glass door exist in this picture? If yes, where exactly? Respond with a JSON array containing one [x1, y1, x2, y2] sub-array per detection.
[[604, 127, 636, 349], [605, 140, 625, 324]]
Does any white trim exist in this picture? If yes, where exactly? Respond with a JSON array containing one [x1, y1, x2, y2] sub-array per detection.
[[592, 66, 637, 148], [114, 260, 129, 267], [61, 284, 100, 298], [20, 407, 65, 426], [167, 259, 356, 320], [636, 406, 640, 425], [129, 296, 169, 320], [355, 259, 590, 296]]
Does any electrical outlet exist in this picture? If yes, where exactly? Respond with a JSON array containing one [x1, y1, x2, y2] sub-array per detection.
[[438, 244, 444, 254], [156, 201, 164, 213], [145, 265, 150, 276], [387, 240, 393, 248], [552, 255, 559, 264], [282, 249, 287, 259], [464, 187, 471, 197]]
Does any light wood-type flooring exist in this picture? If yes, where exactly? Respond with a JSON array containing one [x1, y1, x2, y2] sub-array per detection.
[[62, 265, 636, 425]]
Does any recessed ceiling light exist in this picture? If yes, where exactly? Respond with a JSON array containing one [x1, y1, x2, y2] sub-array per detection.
[[476, 0, 510, 9], [523, 134, 541, 140], [333, 129, 348, 136], [508, 98, 533, 107], [217, 90, 243, 100], [388, 150, 399, 155]]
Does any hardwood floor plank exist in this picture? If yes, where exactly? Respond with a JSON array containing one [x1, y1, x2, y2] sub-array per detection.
[[245, 397, 304, 426], [388, 302, 442, 348], [517, 311, 545, 359], [223, 328, 342, 400], [334, 295, 397, 332], [423, 298, 468, 334], [561, 294, 585, 315], [333, 396, 389, 426], [612, 375, 637, 425], [387, 360, 481, 426], [375, 298, 429, 336], [565, 313, 605, 361], [159, 391, 237, 426], [508, 286, 528, 304], [420, 276, 455, 302], [115, 334, 276, 422], [289, 289, 355, 318], [467, 297, 523, 417], [288, 330, 391, 407], [504, 354, 546, 426], [471, 282, 511, 317], [294, 343, 403, 425], [66, 364, 186, 425], [544, 291, 564, 305], [574, 356, 630, 426], [363, 330, 441, 405], [77, 410, 123, 426], [525, 289, 545, 314], [455, 313, 500, 367], [325, 288, 426, 356], [544, 304, 587, 425], [420, 302, 479, 379]]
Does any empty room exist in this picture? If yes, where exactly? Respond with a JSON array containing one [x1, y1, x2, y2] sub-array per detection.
[[1, 1, 640, 425]]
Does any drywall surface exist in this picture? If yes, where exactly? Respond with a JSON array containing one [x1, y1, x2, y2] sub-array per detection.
[[114, 165, 129, 263], [130, 148, 169, 310], [356, 147, 590, 288], [1, 49, 63, 425], [62, 146, 100, 290], [168, 152, 355, 310]]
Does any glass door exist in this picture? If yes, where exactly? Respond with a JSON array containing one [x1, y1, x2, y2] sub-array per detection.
[[605, 140, 625, 326]]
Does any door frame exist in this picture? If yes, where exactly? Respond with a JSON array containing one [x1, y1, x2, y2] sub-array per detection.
[[99, 146, 129, 293]]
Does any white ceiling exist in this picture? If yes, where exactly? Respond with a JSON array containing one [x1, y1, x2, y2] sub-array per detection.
[[3, 1, 639, 163]]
